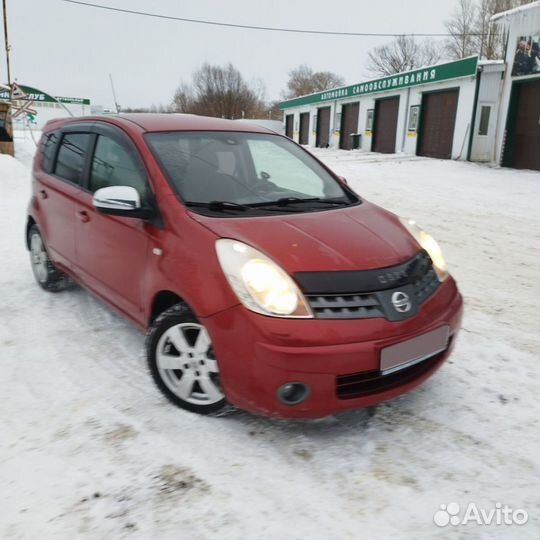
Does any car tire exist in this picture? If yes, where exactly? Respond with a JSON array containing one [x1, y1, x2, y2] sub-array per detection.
[[146, 303, 234, 416], [28, 224, 71, 292]]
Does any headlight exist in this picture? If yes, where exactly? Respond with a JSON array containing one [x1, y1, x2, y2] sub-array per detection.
[[215, 239, 313, 318], [399, 218, 449, 281]]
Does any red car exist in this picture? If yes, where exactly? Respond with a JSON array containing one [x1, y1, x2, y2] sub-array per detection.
[[27, 114, 463, 418]]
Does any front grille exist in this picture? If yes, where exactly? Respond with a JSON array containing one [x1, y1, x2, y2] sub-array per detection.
[[307, 292, 383, 319], [414, 265, 439, 304], [296, 251, 440, 321], [336, 346, 448, 400]]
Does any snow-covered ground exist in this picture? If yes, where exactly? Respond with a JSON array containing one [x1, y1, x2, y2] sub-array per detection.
[[1, 135, 539, 539]]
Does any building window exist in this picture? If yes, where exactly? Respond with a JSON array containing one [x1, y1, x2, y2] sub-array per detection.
[[365, 109, 374, 132], [408, 105, 420, 132], [478, 105, 491, 136]]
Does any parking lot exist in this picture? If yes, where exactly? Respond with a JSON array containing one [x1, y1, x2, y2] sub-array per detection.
[[1, 138, 539, 539]]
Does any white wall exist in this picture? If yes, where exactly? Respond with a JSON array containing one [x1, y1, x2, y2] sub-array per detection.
[[470, 64, 505, 162]]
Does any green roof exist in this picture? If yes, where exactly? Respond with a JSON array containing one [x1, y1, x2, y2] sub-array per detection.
[[280, 56, 478, 109]]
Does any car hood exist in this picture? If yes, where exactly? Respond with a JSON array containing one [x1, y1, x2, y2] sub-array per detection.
[[190, 201, 420, 273]]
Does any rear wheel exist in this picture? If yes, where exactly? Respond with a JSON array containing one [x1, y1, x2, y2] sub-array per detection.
[[146, 303, 232, 415], [28, 225, 70, 292]]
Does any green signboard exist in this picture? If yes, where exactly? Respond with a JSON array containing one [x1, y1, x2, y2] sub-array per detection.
[[55, 95, 91, 105], [0, 85, 90, 105], [280, 56, 478, 109]]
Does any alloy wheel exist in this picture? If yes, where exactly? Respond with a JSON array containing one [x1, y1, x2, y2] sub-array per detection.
[[156, 323, 223, 405]]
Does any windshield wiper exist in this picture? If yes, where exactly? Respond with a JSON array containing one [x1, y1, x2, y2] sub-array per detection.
[[185, 200, 249, 212], [185, 197, 351, 214], [249, 197, 350, 208]]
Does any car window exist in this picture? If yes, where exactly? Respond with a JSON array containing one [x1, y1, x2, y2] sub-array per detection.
[[54, 133, 91, 185], [89, 135, 148, 200], [42, 131, 60, 173]]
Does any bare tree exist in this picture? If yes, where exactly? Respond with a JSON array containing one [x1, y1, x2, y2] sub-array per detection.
[[172, 82, 194, 113], [172, 63, 266, 119], [284, 65, 345, 98], [366, 36, 443, 77], [475, 0, 535, 59], [445, 0, 478, 59], [475, 0, 507, 59], [420, 39, 444, 66], [445, 0, 535, 60], [250, 76, 267, 104], [266, 100, 282, 121]]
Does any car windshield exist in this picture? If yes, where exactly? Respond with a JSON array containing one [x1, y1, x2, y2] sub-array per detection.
[[145, 131, 358, 215]]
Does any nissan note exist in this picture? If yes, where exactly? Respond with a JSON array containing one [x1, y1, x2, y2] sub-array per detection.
[[27, 114, 463, 418]]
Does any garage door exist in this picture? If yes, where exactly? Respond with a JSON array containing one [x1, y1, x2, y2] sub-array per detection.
[[339, 102, 359, 150], [316, 107, 331, 147], [418, 90, 459, 159], [504, 80, 540, 171], [372, 97, 400, 153], [299, 112, 310, 145], [285, 114, 294, 139]]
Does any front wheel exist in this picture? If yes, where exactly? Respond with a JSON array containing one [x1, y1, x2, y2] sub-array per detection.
[[146, 303, 232, 416]]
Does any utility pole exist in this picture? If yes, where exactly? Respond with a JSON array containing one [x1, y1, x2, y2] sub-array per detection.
[[2, 0, 11, 98], [109, 73, 119, 113], [0, 0, 14, 157]]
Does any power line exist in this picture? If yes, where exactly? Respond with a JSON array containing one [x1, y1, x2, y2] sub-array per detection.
[[62, 0, 486, 38]]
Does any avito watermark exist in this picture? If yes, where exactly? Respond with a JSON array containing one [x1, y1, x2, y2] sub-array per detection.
[[434, 502, 529, 527]]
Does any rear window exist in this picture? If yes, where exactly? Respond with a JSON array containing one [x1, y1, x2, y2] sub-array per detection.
[[54, 133, 91, 185], [41, 131, 60, 173]]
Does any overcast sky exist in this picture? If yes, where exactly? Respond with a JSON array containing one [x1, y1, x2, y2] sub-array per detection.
[[3, 0, 458, 109]]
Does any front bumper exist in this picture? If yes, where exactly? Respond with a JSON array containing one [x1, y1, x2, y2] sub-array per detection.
[[203, 277, 463, 418]]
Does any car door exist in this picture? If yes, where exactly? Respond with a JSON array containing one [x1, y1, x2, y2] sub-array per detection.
[[36, 128, 92, 269], [75, 125, 152, 319]]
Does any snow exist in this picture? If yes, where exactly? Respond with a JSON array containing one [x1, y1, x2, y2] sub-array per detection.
[[1, 138, 539, 539], [478, 59, 505, 65], [491, 0, 540, 21]]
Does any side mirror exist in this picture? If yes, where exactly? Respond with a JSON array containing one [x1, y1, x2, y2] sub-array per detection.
[[93, 185, 153, 220], [338, 176, 348, 185]]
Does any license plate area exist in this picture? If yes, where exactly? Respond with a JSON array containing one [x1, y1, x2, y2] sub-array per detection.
[[380, 325, 450, 375]]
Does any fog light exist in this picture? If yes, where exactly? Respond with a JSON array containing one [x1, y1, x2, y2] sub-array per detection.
[[277, 382, 310, 405]]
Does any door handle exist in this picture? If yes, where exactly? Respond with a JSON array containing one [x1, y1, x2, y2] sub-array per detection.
[[39, 189, 48, 200], [77, 210, 90, 223]]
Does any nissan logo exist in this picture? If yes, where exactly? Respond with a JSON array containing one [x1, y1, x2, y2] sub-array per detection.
[[391, 291, 412, 313]]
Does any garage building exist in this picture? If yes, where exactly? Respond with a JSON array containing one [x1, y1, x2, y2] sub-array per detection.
[[281, 56, 485, 161], [491, 1, 540, 171], [281, 49, 540, 171]]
